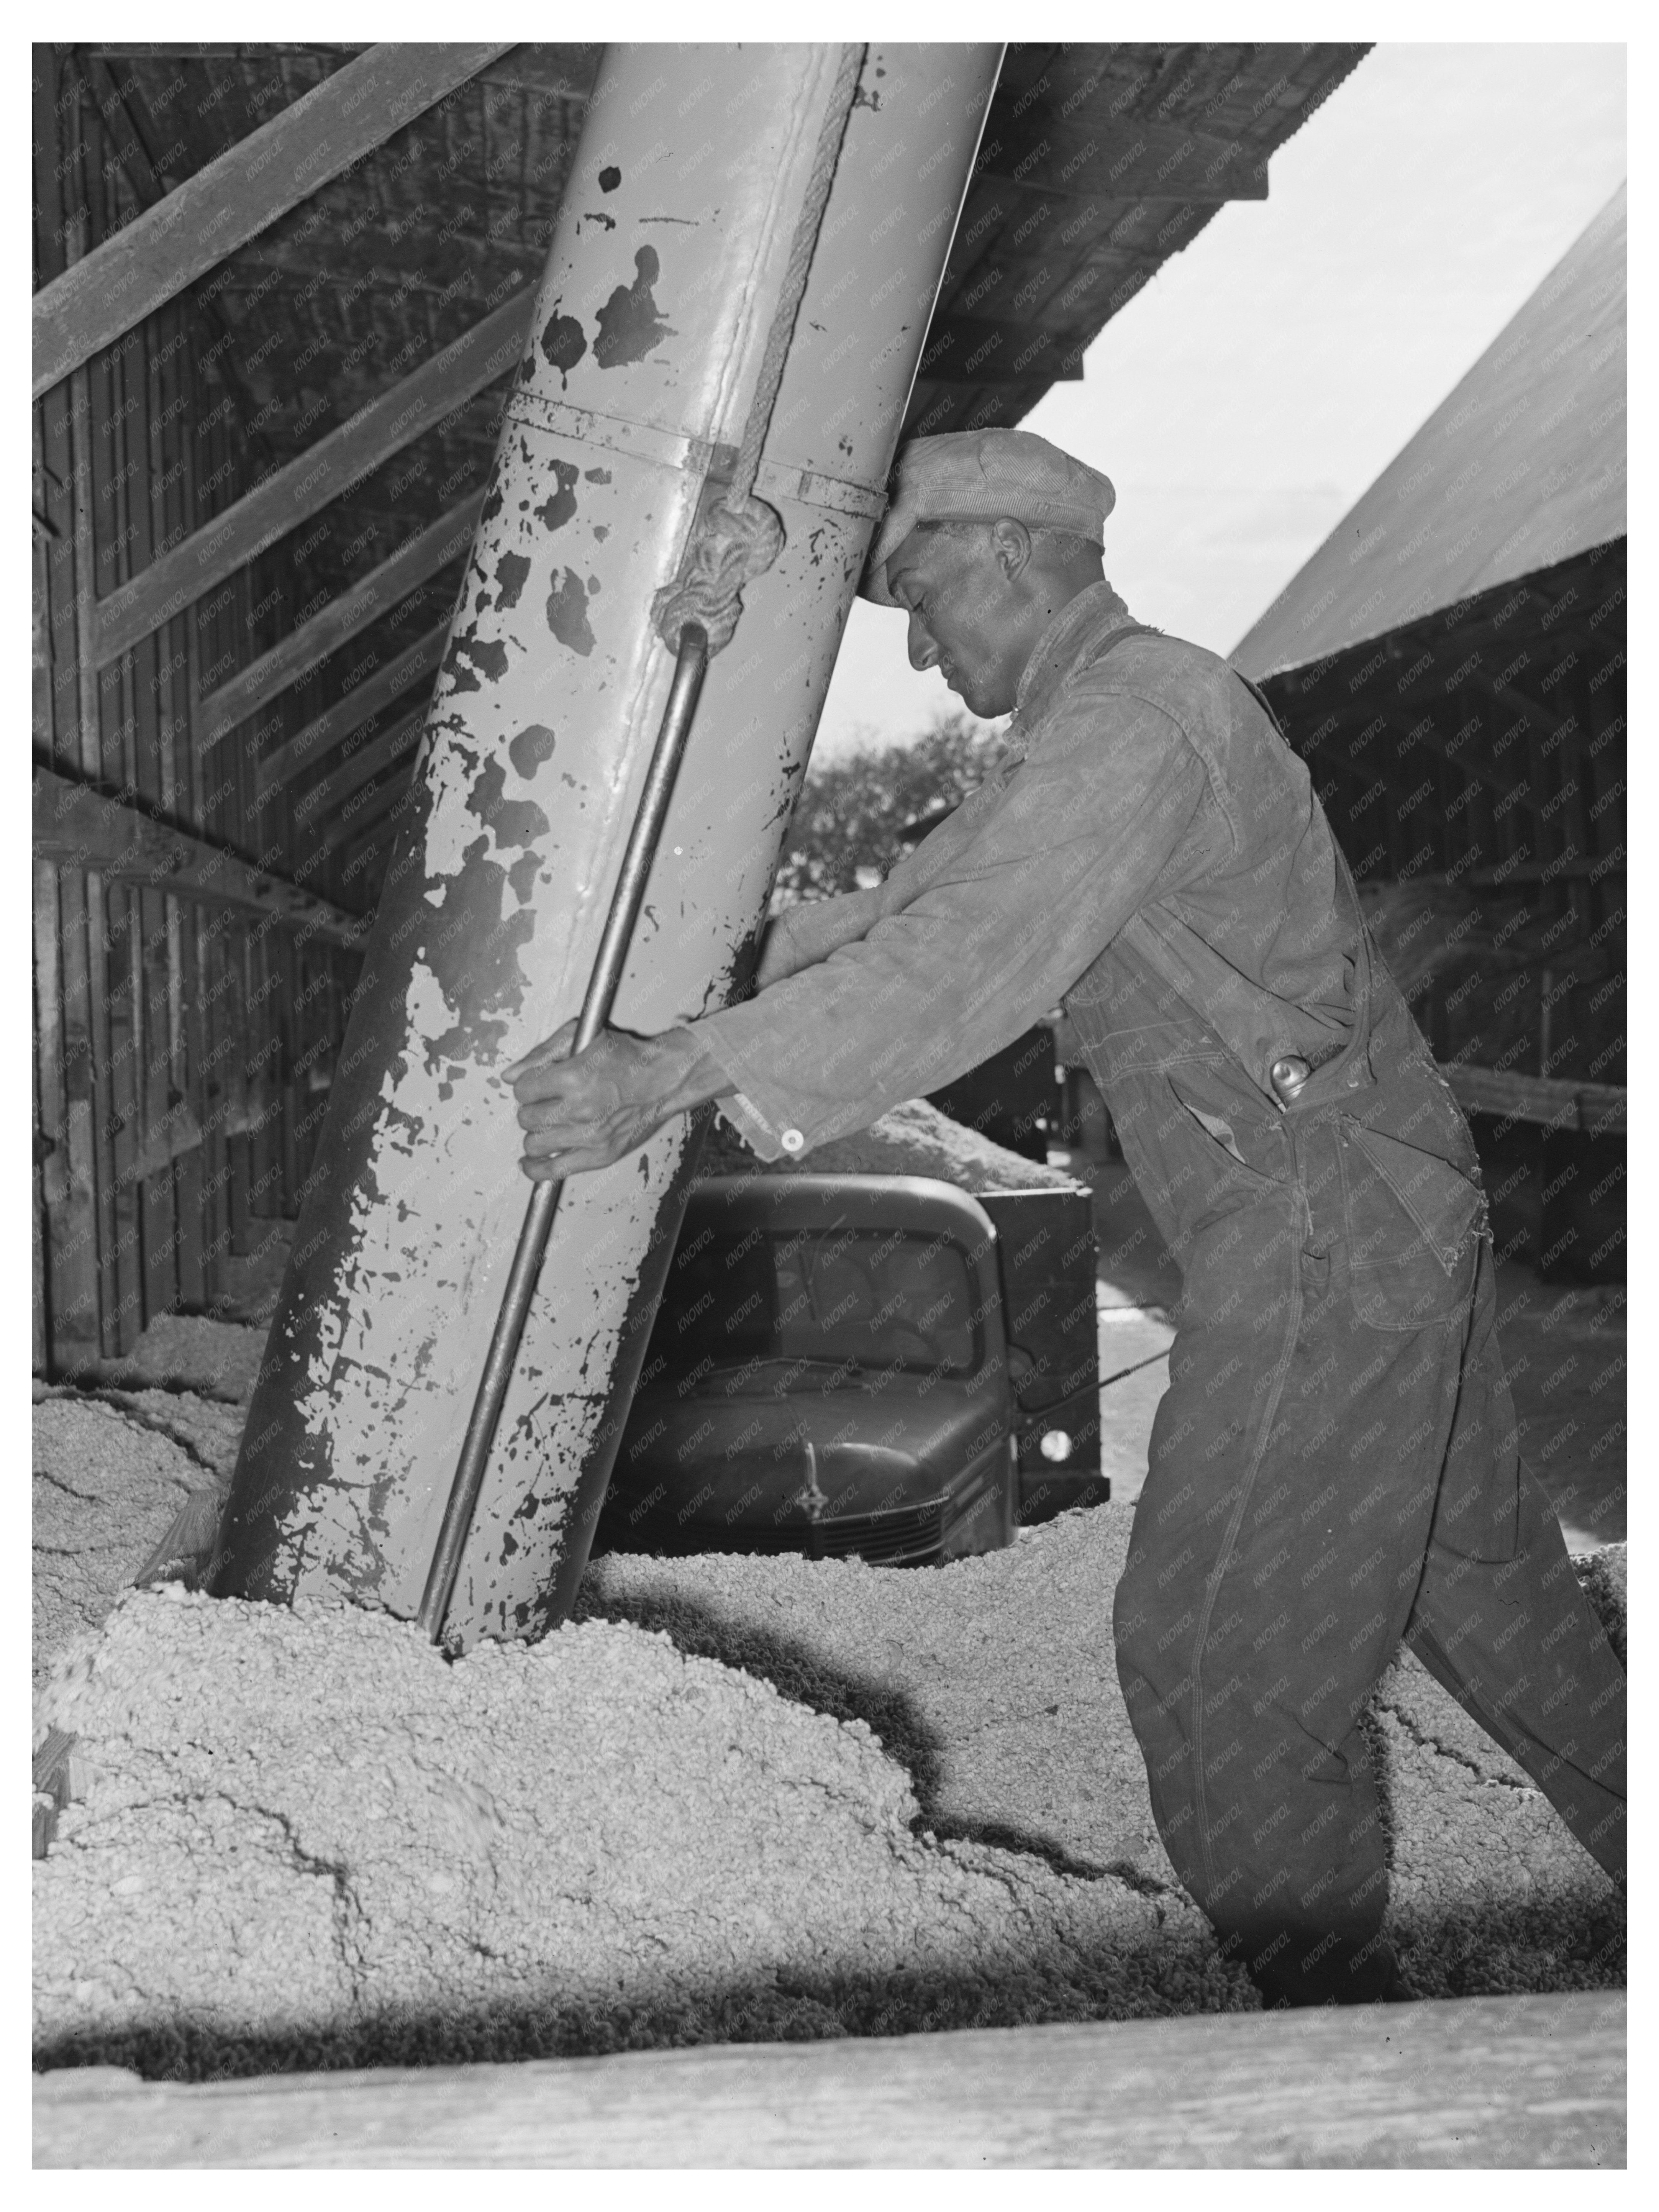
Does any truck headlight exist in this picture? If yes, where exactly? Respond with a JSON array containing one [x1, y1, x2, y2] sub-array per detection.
[[1039, 1429, 1071, 1463]]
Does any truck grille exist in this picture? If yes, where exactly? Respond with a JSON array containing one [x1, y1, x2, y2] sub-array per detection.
[[815, 1499, 949, 1564], [733, 1496, 949, 1566], [604, 1450, 1011, 1571]]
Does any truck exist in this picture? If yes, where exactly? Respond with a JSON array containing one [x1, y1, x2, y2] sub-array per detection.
[[594, 1171, 1104, 1568]]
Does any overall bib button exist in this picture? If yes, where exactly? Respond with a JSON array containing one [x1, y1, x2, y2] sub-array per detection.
[[1269, 1054, 1312, 1104]]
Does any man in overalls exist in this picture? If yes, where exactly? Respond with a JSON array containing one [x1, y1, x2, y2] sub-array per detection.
[[507, 429, 1626, 2006]]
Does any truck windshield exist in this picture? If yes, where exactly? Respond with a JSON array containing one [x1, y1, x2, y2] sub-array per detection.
[[648, 1222, 980, 1387]]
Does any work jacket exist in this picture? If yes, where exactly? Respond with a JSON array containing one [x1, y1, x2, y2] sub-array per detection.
[[693, 582, 1486, 1289]]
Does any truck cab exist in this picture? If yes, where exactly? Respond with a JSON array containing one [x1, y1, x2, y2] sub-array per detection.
[[596, 1172, 1102, 1567]]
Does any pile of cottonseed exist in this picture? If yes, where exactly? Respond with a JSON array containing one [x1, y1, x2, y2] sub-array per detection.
[[32, 1392, 244, 1688], [33, 1276, 1625, 2079], [33, 1568, 1242, 2077], [34, 1503, 1625, 2080], [577, 1520, 1628, 2007]]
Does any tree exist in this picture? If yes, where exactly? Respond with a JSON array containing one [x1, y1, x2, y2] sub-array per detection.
[[770, 713, 1013, 909]]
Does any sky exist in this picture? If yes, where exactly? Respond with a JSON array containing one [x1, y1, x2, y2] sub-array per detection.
[[811, 42, 1628, 761]]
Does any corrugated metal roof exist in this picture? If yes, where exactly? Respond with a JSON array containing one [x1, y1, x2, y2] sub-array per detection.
[[1232, 181, 1625, 680]]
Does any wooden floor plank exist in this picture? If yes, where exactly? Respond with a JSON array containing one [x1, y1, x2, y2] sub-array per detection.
[[32, 1994, 1626, 2169]]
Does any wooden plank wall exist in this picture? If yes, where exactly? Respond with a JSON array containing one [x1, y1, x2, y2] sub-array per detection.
[[1261, 539, 1626, 1282], [31, 49, 359, 1374], [1260, 541, 1626, 1090]]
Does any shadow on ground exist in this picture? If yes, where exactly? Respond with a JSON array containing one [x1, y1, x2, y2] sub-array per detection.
[[33, 1566, 1623, 2085], [574, 1575, 1625, 2012], [33, 1879, 1250, 2086], [571, 1576, 1171, 1892]]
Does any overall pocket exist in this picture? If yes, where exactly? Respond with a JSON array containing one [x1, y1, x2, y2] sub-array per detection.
[[1338, 1119, 1484, 1331], [1167, 1064, 1284, 1191]]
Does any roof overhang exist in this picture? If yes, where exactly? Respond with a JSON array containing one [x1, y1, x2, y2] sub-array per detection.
[[1233, 182, 1626, 681]]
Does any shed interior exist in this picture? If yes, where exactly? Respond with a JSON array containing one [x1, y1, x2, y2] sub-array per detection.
[[55, 38, 1563, 1376]]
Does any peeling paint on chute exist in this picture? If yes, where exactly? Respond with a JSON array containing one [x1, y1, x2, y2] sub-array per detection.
[[593, 246, 675, 369], [208, 43, 1004, 1645], [539, 311, 587, 383]]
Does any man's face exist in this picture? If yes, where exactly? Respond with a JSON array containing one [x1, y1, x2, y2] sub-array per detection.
[[885, 524, 1027, 719]]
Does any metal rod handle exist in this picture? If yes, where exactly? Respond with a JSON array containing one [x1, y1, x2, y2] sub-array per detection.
[[416, 623, 711, 1640]]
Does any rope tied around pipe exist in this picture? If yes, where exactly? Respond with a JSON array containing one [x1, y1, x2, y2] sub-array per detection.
[[652, 43, 866, 659], [651, 496, 784, 659]]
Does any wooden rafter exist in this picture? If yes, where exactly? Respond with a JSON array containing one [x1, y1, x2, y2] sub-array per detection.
[[32, 42, 515, 398], [87, 44, 373, 59], [197, 493, 481, 750], [33, 766, 368, 949], [74, 53, 279, 480], [337, 818, 405, 900], [290, 707, 426, 851], [920, 315, 1086, 385], [973, 117, 1268, 205], [323, 766, 414, 856], [1442, 1063, 1626, 1138], [334, 781, 424, 898], [256, 620, 449, 791], [95, 289, 533, 665]]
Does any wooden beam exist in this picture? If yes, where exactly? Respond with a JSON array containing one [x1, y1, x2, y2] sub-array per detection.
[[323, 762, 416, 856], [290, 708, 426, 846], [1443, 1061, 1626, 1137], [34, 766, 368, 949], [67, 325, 126, 1356], [75, 55, 279, 482], [85, 45, 600, 97], [332, 774, 427, 902], [30, 1993, 1627, 2168], [197, 493, 481, 750], [337, 817, 405, 902], [974, 117, 1268, 206], [918, 315, 1086, 385], [34, 59, 105, 1374], [130, 1100, 207, 1182], [256, 620, 448, 790], [31, 43, 515, 399], [1461, 857, 1625, 890], [95, 289, 533, 664], [87, 44, 373, 58], [335, 785, 423, 901], [172, 318, 236, 1302]]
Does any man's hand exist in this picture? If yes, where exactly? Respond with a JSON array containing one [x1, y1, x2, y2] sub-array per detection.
[[502, 1022, 731, 1182]]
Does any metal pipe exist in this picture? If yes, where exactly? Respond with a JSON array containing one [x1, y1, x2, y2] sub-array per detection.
[[416, 624, 709, 1640]]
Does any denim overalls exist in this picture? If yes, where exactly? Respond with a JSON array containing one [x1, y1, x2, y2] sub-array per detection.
[[1062, 665, 1626, 2005]]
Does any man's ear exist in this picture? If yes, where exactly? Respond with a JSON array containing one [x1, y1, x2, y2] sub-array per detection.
[[989, 515, 1033, 586]]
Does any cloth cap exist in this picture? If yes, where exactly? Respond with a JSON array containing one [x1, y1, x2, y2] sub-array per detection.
[[859, 429, 1115, 607]]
